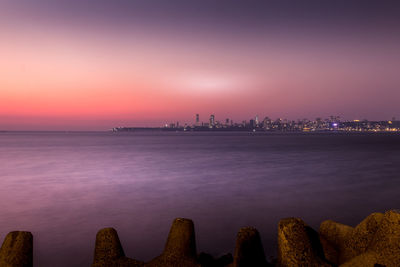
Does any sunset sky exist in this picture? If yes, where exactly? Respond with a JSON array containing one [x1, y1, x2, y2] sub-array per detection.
[[1, 0, 400, 130]]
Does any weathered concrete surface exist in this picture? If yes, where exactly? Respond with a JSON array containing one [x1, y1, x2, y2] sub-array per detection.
[[92, 227, 144, 267], [318, 210, 400, 267], [231, 227, 268, 267], [340, 212, 384, 263], [319, 213, 384, 265], [0, 231, 33, 267], [319, 234, 340, 265], [341, 210, 400, 267], [146, 218, 200, 267], [277, 218, 331, 267], [319, 219, 353, 264], [368, 210, 400, 265]]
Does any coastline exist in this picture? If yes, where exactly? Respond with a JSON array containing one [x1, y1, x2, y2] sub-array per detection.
[[1, 210, 399, 267]]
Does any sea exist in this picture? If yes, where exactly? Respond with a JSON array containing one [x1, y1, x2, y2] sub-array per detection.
[[0, 131, 399, 266]]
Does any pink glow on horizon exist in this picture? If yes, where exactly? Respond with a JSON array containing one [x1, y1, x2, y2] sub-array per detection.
[[1, 11, 400, 130]]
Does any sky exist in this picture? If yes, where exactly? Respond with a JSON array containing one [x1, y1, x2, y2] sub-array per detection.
[[1, 0, 400, 130]]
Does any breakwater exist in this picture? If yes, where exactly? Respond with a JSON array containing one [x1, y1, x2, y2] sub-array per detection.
[[1, 210, 399, 267]]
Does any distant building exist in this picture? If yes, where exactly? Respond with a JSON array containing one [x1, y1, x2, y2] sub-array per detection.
[[115, 115, 400, 133], [210, 114, 215, 127]]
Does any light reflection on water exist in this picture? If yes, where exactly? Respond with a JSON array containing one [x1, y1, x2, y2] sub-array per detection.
[[0, 132, 399, 266]]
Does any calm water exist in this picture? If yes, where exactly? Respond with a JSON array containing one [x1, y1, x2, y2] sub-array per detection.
[[0, 131, 400, 266]]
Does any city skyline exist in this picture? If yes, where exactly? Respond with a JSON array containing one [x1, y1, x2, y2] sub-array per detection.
[[165, 113, 398, 126], [1, 0, 400, 130], [113, 113, 400, 133]]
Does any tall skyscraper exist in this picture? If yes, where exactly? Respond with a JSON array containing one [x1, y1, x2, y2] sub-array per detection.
[[196, 114, 199, 125], [210, 114, 215, 126]]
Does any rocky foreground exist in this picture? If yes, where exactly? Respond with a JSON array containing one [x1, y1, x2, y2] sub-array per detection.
[[1, 210, 399, 267]]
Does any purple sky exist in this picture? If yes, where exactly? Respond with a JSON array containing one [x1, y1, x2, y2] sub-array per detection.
[[1, 0, 400, 130]]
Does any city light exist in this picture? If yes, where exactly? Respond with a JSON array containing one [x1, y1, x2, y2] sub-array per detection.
[[113, 115, 400, 133]]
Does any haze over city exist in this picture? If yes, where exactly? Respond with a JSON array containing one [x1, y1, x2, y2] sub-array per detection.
[[1, 0, 400, 130]]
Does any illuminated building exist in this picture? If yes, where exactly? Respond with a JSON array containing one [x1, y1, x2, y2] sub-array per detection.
[[210, 114, 215, 127]]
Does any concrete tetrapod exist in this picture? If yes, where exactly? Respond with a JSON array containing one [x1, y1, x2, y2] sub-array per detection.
[[0, 231, 33, 267], [92, 227, 144, 267], [231, 227, 269, 267], [342, 212, 383, 262], [340, 210, 400, 267], [146, 218, 200, 267], [277, 218, 332, 267], [319, 212, 384, 265], [319, 219, 354, 264]]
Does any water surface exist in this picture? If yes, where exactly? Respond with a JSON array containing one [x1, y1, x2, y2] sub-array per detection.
[[0, 132, 399, 266]]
